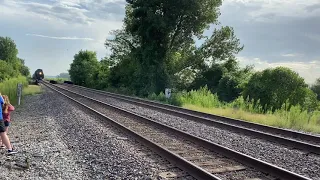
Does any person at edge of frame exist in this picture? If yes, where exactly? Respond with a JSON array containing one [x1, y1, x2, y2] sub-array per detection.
[[0, 93, 17, 155]]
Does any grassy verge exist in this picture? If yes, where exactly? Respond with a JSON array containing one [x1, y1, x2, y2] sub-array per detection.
[[0, 76, 29, 105], [147, 87, 320, 134], [81, 84, 320, 134], [0, 76, 43, 105], [23, 85, 43, 96], [183, 104, 320, 133]]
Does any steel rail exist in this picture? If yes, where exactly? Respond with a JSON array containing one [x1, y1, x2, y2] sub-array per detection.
[[44, 82, 311, 180], [43, 83, 220, 180], [59, 83, 320, 154]]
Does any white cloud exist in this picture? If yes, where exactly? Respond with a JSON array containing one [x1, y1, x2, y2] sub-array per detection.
[[0, 0, 125, 25], [238, 56, 320, 84], [223, 0, 320, 22], [0, 0, 124, 45], [281, 53, 303, 57], [26, 33, 94, 41], [0, 0, 125, 75]]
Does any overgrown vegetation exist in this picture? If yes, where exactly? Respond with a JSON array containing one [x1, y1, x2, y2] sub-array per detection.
[[0, 36, 36, 104], [150, 87, 320, 133], [66, 0, 320, 133], [0, 76, 29, 105], [0, 37, 30, 82], [23, 85, 43, 96]]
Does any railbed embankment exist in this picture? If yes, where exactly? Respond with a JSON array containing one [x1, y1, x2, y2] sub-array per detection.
[[0, 87, 176, 179]]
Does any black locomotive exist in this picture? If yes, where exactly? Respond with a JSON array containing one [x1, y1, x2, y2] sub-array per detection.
[[32, 69, 44, 85]]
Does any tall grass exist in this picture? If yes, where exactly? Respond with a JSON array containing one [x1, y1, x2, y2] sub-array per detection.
[[148, 86, 320, 134], [0, 76, 29, 105], [23, 85, 43, 96]]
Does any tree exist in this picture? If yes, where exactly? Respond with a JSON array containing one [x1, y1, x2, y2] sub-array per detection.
[[0, 37, 31, 78], [68, 50, 100, 87], [173, 26, 244, 93], [124, 0, 223, 94], [95, 58, 112, 90], [243, 67, 310, 111], [302, 88, 319, 112], [0, 61, 15, 82], [104, 29, 141, 92], [0, 37, 18, 63], [198, 26, 244, 66], [17, 58, 30, 77], [190, 63, 225, 92], [311, 78, 320, 101], [216, 74, 242, 102], [105, 29, 139, 67]]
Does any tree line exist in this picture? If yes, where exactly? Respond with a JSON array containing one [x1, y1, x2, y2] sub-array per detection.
[[0, 36, 30, 82], [68, 0, 320, 113]]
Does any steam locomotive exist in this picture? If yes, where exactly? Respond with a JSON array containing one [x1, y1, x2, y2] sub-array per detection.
[[32, 69, 44, 85]]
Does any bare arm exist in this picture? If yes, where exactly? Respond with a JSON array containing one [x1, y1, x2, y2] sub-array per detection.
[[8, 105, 14, 111]]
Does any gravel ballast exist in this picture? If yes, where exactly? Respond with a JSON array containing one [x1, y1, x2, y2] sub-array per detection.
[[63, 86, 320, 180], [59, 90, 271, 180], [2, 87, 189, 179]]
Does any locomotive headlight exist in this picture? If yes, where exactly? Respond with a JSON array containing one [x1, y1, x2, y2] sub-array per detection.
[[39, 72, 42, 75]]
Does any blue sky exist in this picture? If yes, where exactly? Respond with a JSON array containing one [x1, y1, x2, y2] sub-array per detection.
[[0, 0, 320, 84]]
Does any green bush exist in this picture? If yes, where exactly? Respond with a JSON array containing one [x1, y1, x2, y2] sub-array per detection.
[[243, 67, 310, 112], [177, 86, 222, 108], [145, 86, 320, 133], [0, 76, 28, 105]]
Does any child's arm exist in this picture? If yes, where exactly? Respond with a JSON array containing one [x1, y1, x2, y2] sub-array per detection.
[[8, 105, 14, 111]]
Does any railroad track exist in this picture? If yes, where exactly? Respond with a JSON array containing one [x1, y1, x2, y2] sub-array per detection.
[[58, 83, 320, 155], [42, 82, 311, 180]]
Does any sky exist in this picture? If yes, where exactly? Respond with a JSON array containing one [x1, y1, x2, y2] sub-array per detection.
[[0, 0, 320, 84]]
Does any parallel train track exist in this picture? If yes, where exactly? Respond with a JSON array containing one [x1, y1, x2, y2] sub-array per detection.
[[59, 83, 320, 155], [43, 82, 311, 180]]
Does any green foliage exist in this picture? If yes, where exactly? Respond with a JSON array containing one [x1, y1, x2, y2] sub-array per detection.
[[68, 50, 100, 88], [217, 74, 242, 102], [0, 36, 30, 79], [0, 60, 16, 82], [18, 58, 30, 77], [95, 58, 111, 90], [95, 0, 244, 96], [302, 88, 319, 112], [311, 78, 320, 101], [122, 0, 224, 94], [104, 29, 141, 93], [0, 76, 29, 105], [108, 55, 140, 93], [190, 64, 224, 91], [0, 37, 18, 63], [147, 91, 182, 106], [105, 29, 138, 66], [23, 85, 43, 96], [177, 86, 222, 108], [198, 26, 244, 65], [243, 67, 309, 112], [147, 87, 320, 133], [65, 1, 320, 133]]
